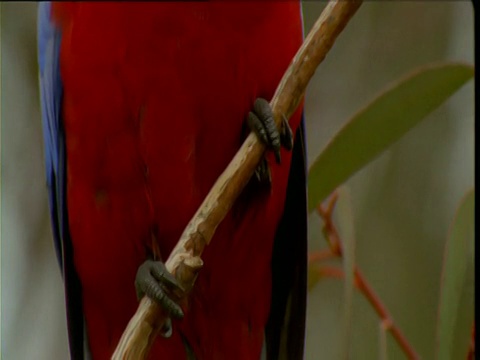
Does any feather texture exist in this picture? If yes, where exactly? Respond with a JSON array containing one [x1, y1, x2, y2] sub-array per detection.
[[38, 3, 85, 358], [38, 1, 63, 266], [39, 2, 306, 359]]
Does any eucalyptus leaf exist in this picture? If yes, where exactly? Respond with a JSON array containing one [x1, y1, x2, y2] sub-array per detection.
[[436, 189, 475, 360], [308, 62, 474, 212], [334, 186, 356, 359]]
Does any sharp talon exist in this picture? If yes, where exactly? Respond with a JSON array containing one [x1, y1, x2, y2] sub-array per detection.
[[160, 318, 173, 338], [254, 158, 272, 185], [274, 148, 281, 164]]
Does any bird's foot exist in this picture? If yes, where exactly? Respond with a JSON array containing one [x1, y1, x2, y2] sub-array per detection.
[[135, 260, 184, 337], [247, 98, 293, 185]]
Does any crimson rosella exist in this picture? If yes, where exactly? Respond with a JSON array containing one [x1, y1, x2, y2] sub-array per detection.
[[38, 2, 307, 359]]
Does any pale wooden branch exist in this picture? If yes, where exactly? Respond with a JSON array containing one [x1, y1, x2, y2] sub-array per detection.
[[113, 1, 363, 358]]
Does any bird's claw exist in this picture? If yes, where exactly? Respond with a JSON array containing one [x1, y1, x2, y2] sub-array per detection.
[[254, 157, 272, 185], [160, 318, 173, 338], [135, 260, 184, 337], [247, 98, 293, 185]]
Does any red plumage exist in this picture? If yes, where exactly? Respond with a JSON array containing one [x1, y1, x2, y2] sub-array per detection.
[[53, 2, 303, 359]]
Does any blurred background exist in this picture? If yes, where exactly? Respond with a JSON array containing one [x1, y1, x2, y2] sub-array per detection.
[[1, 2, 473, 359]]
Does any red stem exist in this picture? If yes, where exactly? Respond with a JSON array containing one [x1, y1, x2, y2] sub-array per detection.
[[354, 269, 419, 359], [308, 249, 337, 263], [467, 324, 475, 360], [316, 194, 420, 360], [316, 266, 346, 280]]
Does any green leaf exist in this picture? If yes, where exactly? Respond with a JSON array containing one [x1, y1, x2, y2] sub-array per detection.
[[334, 187, 356, 359], [308, 62, 474, 212], [436, 189, 475, 360]]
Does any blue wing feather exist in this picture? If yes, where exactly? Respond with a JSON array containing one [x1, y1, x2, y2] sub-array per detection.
[[38, 1, 64, 268], [38, 3, 85, 358]]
